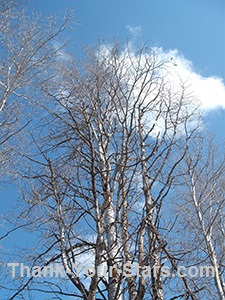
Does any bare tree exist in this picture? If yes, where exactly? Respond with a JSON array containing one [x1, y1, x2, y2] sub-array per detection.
[[0, 0, 68, 178], [0, 1, 71, 293], [172, 135, 225, 299], [4, 41, 221, 300]]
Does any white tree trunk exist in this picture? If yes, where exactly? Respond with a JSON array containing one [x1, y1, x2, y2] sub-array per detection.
[[190, 173, 225, 299]]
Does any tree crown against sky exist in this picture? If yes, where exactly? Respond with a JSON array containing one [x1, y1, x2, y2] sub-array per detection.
[[0, 2, 225, 300]]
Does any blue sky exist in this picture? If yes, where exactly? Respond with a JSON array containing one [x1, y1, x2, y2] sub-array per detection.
[[2, 0, 224, 248], [30, 0, 225, 139], [31, 0, 225, 77], [1, 0, 225, 298]]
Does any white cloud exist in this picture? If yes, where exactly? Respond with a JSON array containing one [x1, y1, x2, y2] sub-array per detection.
[[102, 44, 225, 113], [155, 48, 225, 112], [98, 44, 225, 137], [126, 25, 142, 38], [193, 76, 225, 111]]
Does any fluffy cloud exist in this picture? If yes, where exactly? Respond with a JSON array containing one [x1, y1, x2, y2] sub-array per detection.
[[99, 43, 225, 137], [156, 48, 225, 112]]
